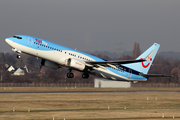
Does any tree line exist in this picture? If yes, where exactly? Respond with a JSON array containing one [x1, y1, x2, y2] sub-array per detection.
[[0, 42, 180, 83]]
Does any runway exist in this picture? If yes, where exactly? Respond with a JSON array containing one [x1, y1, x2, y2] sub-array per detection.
[[0, 90, 180, 94]]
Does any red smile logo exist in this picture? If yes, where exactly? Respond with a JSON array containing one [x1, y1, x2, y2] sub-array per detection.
[[141, 58, 152, 68]]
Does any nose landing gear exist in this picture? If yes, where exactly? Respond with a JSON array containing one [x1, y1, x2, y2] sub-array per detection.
[[17, 54, 21, 59]]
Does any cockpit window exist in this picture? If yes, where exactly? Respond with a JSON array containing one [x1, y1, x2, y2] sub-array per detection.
[[13, 36, 22, 39]]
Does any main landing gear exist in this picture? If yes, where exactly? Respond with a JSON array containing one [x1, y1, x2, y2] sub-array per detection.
[[67, 70, 89, 79], [82, 68, 89, 79], [67, 70, 74, 78], [82, 73, 89, 79], [67, 72, 74, 78]]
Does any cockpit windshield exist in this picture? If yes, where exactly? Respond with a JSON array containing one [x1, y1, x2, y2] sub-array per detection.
[[13, 36, 22, 39]]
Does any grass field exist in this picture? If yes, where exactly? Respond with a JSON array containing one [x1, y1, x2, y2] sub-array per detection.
[[1, 87, 180, 92], [0, 87, 180, 120]]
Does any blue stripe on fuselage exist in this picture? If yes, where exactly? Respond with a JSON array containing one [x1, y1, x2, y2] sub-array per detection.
[[106, 66, 147, 80], [9, 35, 105, 61]]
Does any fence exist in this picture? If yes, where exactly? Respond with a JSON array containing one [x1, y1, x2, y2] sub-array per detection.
[[0, 83, 94, 87], [0, 82, 179, 88], [132, 83, 180, 87]]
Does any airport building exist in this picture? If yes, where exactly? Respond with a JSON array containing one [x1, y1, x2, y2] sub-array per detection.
[[94, 78, 131, 88]]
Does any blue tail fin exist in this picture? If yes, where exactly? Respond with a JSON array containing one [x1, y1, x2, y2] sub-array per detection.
[[123, 43, 160, 74]]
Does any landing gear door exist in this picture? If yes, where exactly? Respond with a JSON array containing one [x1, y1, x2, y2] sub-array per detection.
[[28, 37, 33, 47]]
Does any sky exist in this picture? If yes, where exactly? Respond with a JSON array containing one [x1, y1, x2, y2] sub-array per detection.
[[1, 0, 180, 54]]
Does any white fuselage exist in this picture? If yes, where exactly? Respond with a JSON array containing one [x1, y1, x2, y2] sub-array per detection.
[[5, 35, 148, 81]]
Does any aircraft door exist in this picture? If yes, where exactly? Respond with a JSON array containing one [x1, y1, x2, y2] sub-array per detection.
[[28, 37, 33, 47], [64, 59, 68, 66]]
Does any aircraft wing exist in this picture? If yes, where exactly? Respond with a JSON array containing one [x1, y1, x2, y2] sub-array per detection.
[[85, 59, 145, 67], [140, 73, 173, 77]]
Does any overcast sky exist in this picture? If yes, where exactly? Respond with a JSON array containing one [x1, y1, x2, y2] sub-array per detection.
[[1, 0, 180, 54]]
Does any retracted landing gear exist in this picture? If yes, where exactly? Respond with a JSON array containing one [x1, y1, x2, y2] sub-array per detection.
[[67, 70, 74, 78]]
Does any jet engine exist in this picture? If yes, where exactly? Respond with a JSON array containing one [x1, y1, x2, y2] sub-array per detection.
[[41, 59, 60, 70], [67, 58, 85, 71]]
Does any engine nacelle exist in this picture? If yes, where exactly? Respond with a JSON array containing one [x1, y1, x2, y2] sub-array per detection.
[[41, 59, 60, 70], [67, 58, 85, 71]]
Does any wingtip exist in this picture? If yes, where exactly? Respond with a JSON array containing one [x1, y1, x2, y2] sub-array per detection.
[[154, 43, 160, 47]]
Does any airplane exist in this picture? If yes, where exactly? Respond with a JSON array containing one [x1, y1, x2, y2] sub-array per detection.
[[5, 35, 171, 82]]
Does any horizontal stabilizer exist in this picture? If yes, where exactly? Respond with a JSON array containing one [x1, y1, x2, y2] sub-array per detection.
[[140, 73, 173, 77]]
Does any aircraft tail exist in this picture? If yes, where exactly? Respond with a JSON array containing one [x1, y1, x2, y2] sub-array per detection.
[[123, 43, 160, 74]]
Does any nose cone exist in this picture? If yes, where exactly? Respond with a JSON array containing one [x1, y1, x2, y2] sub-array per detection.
[[5, 38, 13, 47], [5, 38, 11, 45], [5, 38, 9, 42]]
